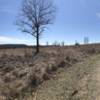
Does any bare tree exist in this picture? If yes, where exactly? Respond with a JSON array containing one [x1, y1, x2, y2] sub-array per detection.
[[46, 41, 49, 46], [16, 0, 56, 53], [84, 37, 89, 44], [61, 41, 65, 46]]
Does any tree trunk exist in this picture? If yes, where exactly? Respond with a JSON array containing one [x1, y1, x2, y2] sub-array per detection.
[[36, 34, 39, 53], [36, 27, 39, 53]]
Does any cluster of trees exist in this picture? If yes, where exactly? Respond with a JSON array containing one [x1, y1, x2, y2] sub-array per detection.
[[52, 41, 65, 46], [75, 37, 89, 46], [46, 41, 65, 46]]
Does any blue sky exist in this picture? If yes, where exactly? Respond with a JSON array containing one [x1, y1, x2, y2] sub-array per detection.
[[0, 0, 100, 45]]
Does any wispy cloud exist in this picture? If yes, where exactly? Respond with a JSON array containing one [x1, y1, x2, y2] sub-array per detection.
[[0, 36, 33, 45]]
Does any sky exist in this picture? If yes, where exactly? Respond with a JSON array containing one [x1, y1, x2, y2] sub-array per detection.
[[0, 0, 100, 45]]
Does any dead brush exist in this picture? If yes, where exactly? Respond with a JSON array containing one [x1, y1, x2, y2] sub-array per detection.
[[1, 53, 8, 59], [55, 47, 66, 67], [28, 71, 38, 87]]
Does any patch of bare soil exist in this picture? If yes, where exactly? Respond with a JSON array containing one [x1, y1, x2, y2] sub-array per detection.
[[87, 56, 100, 100], [71, 55, 100, 100]]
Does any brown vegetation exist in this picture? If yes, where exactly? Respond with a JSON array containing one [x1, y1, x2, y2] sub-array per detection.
[[0, 44, 100, 99]]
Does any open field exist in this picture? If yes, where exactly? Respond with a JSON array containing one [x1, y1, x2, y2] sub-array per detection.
[[0, 44, 100, 100], [33, 54, 100, 100]]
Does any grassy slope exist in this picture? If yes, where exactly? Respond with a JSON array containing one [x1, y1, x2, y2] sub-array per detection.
[[26, 54, 100, 100]]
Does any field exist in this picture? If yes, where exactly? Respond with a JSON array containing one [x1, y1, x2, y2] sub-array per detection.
[[0, 44, 100, 100]]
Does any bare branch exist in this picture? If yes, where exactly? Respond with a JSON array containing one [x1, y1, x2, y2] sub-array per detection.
[[16, 0, 56, 53]]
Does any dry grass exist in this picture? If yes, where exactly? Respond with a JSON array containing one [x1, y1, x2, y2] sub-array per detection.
[[33, 55, 100, 100], [0, 44, 100, 99]]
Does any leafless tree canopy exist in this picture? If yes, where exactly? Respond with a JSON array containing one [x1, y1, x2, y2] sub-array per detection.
[[16, 0, 55, 53], [17, 0, 55, 37]]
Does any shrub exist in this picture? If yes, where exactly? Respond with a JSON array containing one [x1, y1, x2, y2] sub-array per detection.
[[42, 73, 50, 80], [75, 42, 80, 46], [28, 72, 38, 87]]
